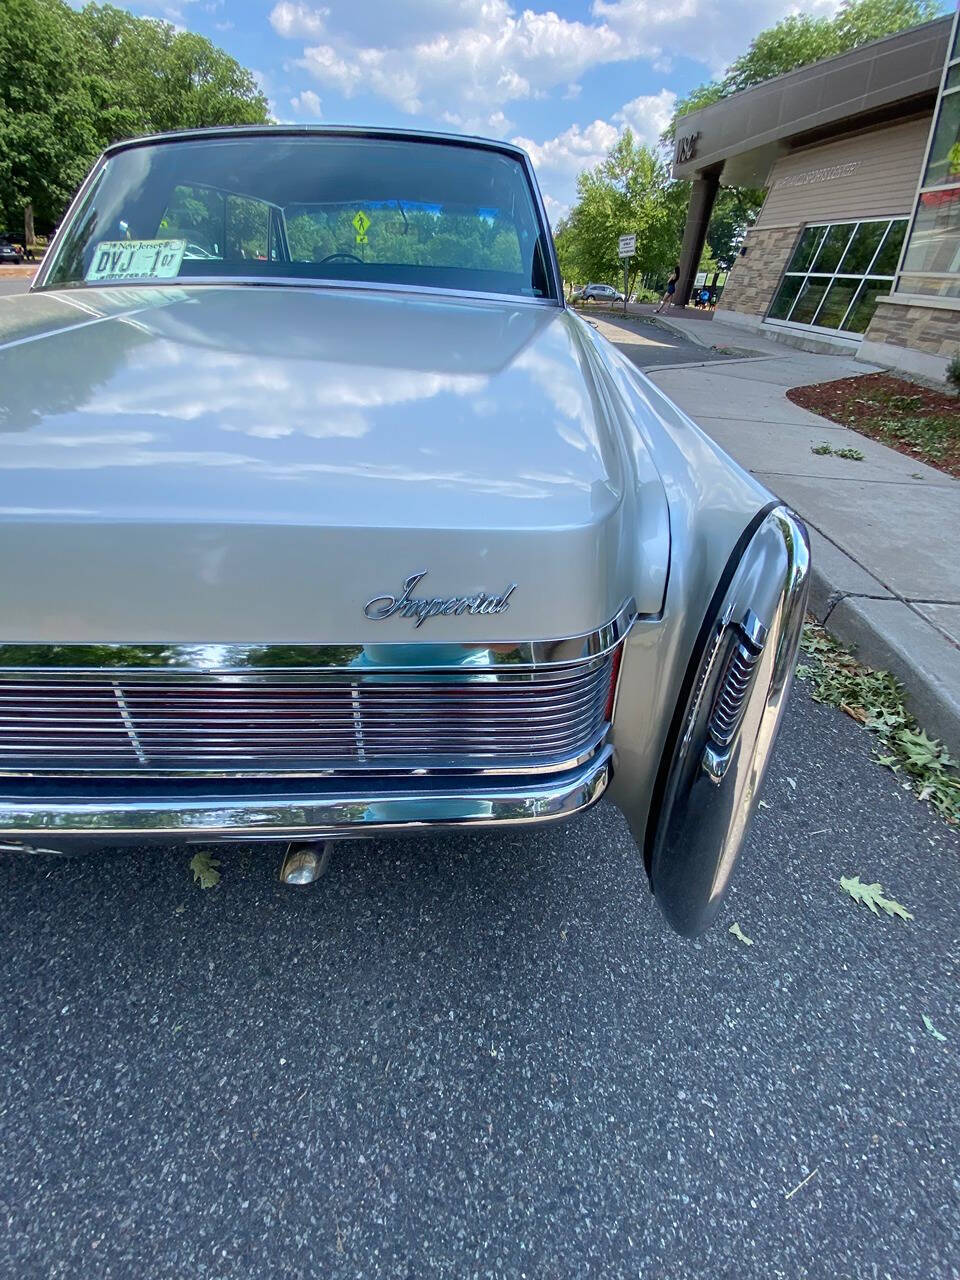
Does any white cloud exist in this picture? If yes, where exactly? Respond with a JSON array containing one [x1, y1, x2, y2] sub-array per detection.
[[279, 0, 633, 118], [269, 2, 329, 39], [590, 0, 842, 75], [541, 192, 571, 226], [290, 89, 323, 116], [514, 89, 676, 222], [269, 0, 843, 123], [441, 109, 513, 139], [514, 118, 619, 178], [613, 88, 678, 146]]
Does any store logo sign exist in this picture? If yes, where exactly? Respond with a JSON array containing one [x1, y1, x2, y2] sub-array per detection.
[[675, 132, 701, 164]]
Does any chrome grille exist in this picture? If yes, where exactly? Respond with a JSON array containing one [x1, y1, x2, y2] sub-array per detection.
[[0, 657, 615, 775]]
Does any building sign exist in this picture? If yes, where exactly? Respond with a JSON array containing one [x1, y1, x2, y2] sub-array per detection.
[[675, 132, 700, 164], [774, 160, 861, 188], [618, 233, 637, 257]]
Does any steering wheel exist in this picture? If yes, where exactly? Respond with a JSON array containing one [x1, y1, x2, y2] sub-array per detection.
[[317, 252, 364, 264]]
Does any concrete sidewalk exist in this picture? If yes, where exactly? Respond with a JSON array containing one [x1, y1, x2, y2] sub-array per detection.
[[637, 312, 960, 751]]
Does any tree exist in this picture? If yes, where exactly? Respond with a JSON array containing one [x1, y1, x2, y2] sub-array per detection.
[[0, 0, 270, 241], [556, 129, 686, 294], [0, 0, 101, 238]]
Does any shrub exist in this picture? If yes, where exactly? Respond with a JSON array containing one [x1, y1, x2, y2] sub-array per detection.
[[946, 351, 960, 396]]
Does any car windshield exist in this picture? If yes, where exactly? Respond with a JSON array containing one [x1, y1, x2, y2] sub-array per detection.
[[41, 133, 556, 300]]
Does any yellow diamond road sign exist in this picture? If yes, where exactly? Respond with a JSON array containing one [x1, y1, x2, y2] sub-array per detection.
[[353, 210, 371, 242]]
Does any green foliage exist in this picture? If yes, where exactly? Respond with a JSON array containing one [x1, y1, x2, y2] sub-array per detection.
[[798, 622, 960, 823], [809, 442, 864, 459], [189, 851, 221, 889], [921, 1013, 947, 1042], [839, 875, 914, 921], [0, 0, 269, 239], [287, 205, 523, 272], [554, 129, 686, 294], [946, 352, 960, 395]]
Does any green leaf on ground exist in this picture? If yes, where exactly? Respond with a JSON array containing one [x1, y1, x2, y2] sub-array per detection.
[[189, 851, 221, 889], [809, 442, 865, 461], [921, 1014, 947, 1043], [839, 875, 913, 921], [729, 922, 753, 946], [800, 621, 960, 825]]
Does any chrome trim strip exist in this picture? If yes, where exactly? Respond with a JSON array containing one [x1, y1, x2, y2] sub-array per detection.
[[35, 277, 562, 309], [0, 601, 638, 678], [0, 747, 612, 842], [0, 729, 610, 780]]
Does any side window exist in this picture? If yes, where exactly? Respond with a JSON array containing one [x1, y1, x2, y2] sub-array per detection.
[[225, 194, 269, 261], [159, 184, 224, 256]]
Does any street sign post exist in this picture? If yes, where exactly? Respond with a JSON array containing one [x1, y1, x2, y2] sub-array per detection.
[[618, 234, 635, 313]]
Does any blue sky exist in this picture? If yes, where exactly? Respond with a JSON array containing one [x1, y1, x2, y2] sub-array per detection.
[[125, 0, 855, 218]]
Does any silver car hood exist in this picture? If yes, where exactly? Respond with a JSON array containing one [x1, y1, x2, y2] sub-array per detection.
[[0, 285, 669, 643]]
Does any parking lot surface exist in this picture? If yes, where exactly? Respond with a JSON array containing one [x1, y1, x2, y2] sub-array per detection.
[[1, 688, 957, 1279]]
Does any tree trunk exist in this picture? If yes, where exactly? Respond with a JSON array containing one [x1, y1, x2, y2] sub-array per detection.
[[24, 203, 35, 248]]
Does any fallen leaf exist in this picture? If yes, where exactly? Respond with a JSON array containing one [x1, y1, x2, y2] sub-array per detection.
[[840, 702, 868, 724], [786, 777, 797, 791], [921, 1014, 947, 1043], [189, 851, 221, 889], [758, 800, 770, 809], [839, 875, 913, 921], [729, 922, 753, 946]]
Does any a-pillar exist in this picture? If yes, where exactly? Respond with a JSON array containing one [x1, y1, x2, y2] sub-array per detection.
[[674, 170, 720, 307]]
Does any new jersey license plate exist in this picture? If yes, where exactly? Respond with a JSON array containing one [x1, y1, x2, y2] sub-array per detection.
[[86, 239, 186, 283]]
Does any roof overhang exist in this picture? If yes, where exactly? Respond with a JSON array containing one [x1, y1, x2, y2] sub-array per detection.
[[671, 15, 952, 188]]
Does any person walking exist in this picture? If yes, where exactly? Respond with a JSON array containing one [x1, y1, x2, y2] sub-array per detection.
[[656, 264, 680, 313]]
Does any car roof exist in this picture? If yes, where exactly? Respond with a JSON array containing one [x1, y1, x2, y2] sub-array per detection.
[[101, 124, 532, 165]]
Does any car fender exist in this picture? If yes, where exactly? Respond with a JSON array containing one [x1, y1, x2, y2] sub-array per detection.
[[575, 320, 810, 933]]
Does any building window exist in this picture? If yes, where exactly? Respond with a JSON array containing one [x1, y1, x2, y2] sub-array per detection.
[[894, 17, 960, 303], [766, 218, 908, 334]]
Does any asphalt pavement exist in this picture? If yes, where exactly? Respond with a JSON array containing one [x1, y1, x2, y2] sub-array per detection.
[[1, 688, 957, 1279], [584, 310, 747, 368]]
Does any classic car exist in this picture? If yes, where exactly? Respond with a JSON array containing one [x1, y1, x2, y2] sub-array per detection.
[[0, 126, 809, 936]]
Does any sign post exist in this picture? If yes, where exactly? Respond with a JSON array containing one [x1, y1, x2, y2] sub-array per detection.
[[617, 234, 636, 314]]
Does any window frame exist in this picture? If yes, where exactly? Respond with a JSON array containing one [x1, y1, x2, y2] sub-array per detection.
[[764, 216, 908, 338], [33, 128, 564, 307], [893, 6, 960, 305]]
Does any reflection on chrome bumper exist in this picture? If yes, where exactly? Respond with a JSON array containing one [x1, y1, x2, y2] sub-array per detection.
[[0, 747, 612, 847]]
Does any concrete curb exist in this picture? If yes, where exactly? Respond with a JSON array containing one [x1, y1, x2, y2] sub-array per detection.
[[803, 525, 960, 754], [642, 313, 714, 349]]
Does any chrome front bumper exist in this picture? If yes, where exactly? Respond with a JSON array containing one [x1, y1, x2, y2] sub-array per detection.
[[0, 746, 612, 851]]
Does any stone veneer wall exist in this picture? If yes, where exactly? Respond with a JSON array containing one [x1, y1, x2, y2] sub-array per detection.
[[716, 224, 799, 317], [863, 297, 960, 360]]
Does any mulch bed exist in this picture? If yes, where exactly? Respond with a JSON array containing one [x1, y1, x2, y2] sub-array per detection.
[[787, 372, 960, 479]]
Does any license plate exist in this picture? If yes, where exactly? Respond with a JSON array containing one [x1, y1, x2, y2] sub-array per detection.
[[86, 239, 186, 283]]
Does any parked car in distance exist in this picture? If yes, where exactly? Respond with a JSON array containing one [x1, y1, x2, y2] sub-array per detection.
[[0, 237, 23, 265], [0, 126, 810, 937], [581, 282, 623, 302]]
